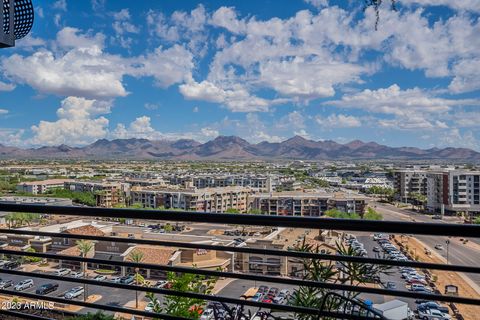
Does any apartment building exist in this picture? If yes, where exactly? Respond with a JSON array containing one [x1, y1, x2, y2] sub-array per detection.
[[16, 179, 73, 194], [427, 170, 480, 215], [167, 175, 273, 192], [131, 186, 251, 213], [249, 191, 367, 216], [393, 170, 428, 201], [64, 181, 129, 207]]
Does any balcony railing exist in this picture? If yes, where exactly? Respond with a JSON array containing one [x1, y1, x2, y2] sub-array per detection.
[[0, 203, 478, 320]]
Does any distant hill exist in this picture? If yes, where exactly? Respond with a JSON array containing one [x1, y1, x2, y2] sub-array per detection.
[[0, 136, 479, 160]]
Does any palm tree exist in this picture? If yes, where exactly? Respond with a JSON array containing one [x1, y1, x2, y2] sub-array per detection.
[[76, 240, 94, 302], [128, 250, 145, 309]]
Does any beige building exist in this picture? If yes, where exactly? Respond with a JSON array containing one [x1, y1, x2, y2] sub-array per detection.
[[16, 179, 73, 194], [249, 191, 368, 216], [236, 229, 340, 277], [130, 186, 251, 213], [393, 170, 428, 202], [64, 181, 129, 207]]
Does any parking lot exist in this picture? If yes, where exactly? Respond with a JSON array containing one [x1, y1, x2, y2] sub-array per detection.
[[350, 233, 451, 320], [0, 269, 147, 311]]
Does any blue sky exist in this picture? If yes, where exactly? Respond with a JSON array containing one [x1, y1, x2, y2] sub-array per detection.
[[0, 0, 479, 150]]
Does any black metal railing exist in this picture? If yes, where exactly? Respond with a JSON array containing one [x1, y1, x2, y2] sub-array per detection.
[[0, 203, 478, 320]]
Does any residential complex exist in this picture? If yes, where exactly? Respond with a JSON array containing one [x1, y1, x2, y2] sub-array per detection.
[[427, 170, 480, 215], [393, 169, 428, 201], [249, 191, 368, 216], [16, 179, 73, 194], [64, 181, 129, 207], [131, 186, 251, 212]]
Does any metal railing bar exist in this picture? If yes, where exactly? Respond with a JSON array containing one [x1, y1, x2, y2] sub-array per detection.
[[0, 309, 54, 320], [0, 228, 478, 274], [1, 251, 479, 306], [0, 204, 479, 238], [0, 288, 380, 320], [0, 267, 332, 316], [0, 289, 188, 320]]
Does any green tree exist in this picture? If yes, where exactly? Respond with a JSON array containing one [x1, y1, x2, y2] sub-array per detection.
[[247, 208, 262, 215], [225, 208, 240, 214], [163, 223, 173, 233], [474, 216, 480, 225], [146, 270, 217, 319], [324, 209, 360, 219], [128, 250, 145, 309], [76, 240, 94, 302], [23, 247, 41, 263], [364, 207, 383, 220], [44, 188, 96, 206]]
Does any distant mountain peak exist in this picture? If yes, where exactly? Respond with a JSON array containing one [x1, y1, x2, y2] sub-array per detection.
[[0, 136, 477, 160]]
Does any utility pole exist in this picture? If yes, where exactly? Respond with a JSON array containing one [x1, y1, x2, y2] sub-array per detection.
[[446, 239, 450, 264]]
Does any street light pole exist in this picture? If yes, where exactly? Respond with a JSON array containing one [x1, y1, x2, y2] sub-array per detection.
[[446, 239, 450, 264]]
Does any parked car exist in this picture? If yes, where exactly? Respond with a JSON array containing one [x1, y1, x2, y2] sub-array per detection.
[[55, 268, 71, 276], [386, 281, 397, 289], [110, 276, 122, 283], [3, 261, 20, 270], [418, 308, 451, 320], [64, 286, 84, 299], [273, 296, 285, 304], [257, 285, 269, 294], [0, 279, 13, 289], [435, 244, 444, 250], [144, 301, 157, 312], [93, 275, 107, 281], [155, 280, 169, 288], [262, 297, 273, 303], [373, 246, 381, 252], [417, 302, 449, 314], [432, 215, 442, 220], [14, 279, 34, 291], [119, 275, 134, 284], [70, 272, 82, 278], [278, 289, 290, 298], [267, 287, 279, 297], [200, 308, 214, 320], [251, 292, 263, 302], [36, 283, 59, 295]]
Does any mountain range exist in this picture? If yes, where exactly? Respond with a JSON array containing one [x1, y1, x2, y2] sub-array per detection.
[[0, 136, 478, 160]]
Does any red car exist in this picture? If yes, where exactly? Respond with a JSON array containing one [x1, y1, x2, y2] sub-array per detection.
[[262, 297, 273, 303]]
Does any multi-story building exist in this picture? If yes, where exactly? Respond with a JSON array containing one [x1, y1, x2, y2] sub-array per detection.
[[249, 191, 367, 217], [427, 170, 480, 215], [130, 186, 251, 213], [64, 181, 129, 207], [167, 175, 274, 192], [393, 170, 428, 201], [16, 179, 73, 194]]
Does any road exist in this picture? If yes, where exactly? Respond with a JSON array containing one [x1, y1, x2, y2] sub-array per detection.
[[373, 202, 480, 291]]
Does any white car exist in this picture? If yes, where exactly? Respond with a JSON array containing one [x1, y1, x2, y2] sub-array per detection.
[[110, 276, 122, 283], [64, 286, 84, 299], [200, 308, 214, 320], [155, 280, 168, 288], [55, 268, 71, 276], [14, 279, 34, 291], [418, 308, 451, 320], [93, 275, 107, 281], [70, 272, 82, 278]]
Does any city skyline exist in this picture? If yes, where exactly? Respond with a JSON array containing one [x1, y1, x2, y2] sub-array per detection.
[[0, 0, 479, 150]]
